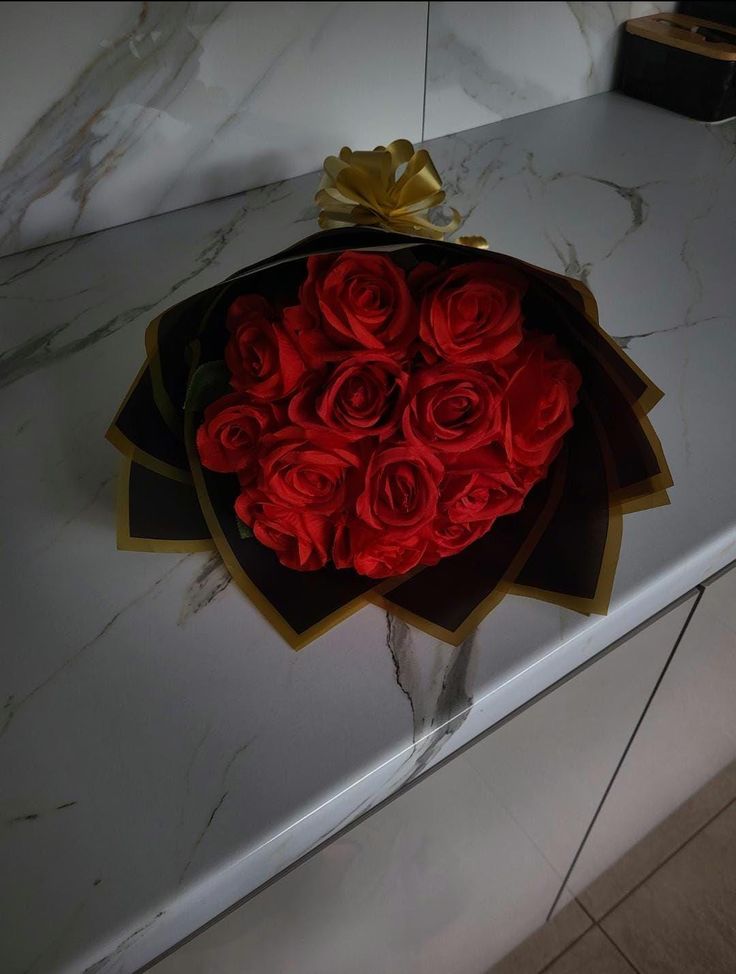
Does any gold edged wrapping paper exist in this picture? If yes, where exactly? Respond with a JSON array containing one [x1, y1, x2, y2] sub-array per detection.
[[106, 286, 227, 485], [184, 411, 375, 649], [367, 450, 569, 644], [553, 277, 672, 505], [105, 347, 193, 485], [106, 425, 193, 486], [562, 275, 664, 415], [182, 417, 567, 648], [145, 316, 186, 442], [508, 396, 624, 618], [107, 226, 673, 650], [520, 262, 672, 508], [116, 454, 214, 554], [105, 354, 187, 482]]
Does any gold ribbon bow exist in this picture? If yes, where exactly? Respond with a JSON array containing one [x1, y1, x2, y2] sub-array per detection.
[[316, 139, 485, 243]]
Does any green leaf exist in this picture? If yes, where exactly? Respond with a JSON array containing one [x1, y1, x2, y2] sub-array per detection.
[[236, 517, 253, 540], [184, 360, 230, 414]]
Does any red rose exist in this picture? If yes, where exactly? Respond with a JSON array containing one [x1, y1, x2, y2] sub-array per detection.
[[234, 481, 262, 528], [503, 333, 581, 467], [227, 293, 273, 328], [402, 365, 502, 454], [258, 426, 361, 516], [289, 352, 409, 440], [294, 251, 416, 355], [355, 444, 444, 534], [225, 294, 305, 400], [195, 393, 278, 477], [210, 253, 582, 581], [425, 516, 495, 560], [282, 303, 340, 370], [333, 521, 431, 578], [246, 500, 332, 572], [408, 260, 442, 295], [419, 261, 526, 364], [440, 447, 532, 523]]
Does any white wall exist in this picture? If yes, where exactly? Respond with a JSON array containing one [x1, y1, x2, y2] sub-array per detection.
[[0, 1, 675, 258]]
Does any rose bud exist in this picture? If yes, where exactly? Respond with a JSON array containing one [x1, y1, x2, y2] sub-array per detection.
[[502, 332, 581, 467], [195, 393, 278, 477], [225, 294, 305, 400]]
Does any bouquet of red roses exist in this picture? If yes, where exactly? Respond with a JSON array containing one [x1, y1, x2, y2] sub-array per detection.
[[108, 142, 670, 648], [197, 252, 580, 580]]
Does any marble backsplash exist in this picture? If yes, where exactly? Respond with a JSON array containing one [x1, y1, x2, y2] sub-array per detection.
[[424, 1, 676, 138], [0, 1, 678, 258], [0, 1, 427, 258]]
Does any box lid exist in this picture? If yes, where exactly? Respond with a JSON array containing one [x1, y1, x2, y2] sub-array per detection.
[[626, 12, 736, 62]]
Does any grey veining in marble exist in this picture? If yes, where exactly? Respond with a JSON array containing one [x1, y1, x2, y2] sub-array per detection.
[[386, 615, 477, 781], [1, 92, 735, 974], [0, 1, 427, 257], [1, 2, 226, 255], [425, 2, 676, 139], [0, 1, 690, 261]]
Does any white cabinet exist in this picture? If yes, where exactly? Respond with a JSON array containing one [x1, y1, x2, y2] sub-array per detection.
[[149, 593, 697, 974], [151, 756, 569, 974], [461, 593, 697, 887], [567, 571, 736, 912]]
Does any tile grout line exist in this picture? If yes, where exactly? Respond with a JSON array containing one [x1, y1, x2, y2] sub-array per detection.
[[420, 0, 430, 142], [574, 899, 644, 974], [594, 920, 644, 974], [576, 896, 595, 923], [545, 586, 705, 921], [594, 793, 736, 924]]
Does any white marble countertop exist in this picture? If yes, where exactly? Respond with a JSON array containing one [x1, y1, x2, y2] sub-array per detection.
[[1, 92, 735, 974]]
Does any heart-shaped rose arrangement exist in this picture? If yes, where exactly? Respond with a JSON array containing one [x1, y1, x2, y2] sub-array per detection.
[[195, 251, 581, 579]]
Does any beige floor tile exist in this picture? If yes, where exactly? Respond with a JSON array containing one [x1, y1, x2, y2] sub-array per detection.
[[601, 800, 736, 974], [544, 927, 635, 974], [489, 899, 592, 974], [579, 758, 736, 918]]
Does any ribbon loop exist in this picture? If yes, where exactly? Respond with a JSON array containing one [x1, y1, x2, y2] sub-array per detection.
[[316, 139, 481, 243]]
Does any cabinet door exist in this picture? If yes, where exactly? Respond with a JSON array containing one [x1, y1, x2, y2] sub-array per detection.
[[149, 595, 696, 974], [151, 755, 573, 974], [567, 572, 736, 916], [461, 593, 698, 898]]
